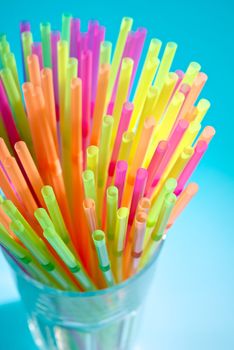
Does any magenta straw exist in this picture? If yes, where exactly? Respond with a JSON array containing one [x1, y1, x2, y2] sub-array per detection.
[[20, 21, 31, 82], [70, 18, 80, 58], [145, 140, 168, 196], [51, 31, 60, 121], [108, 102, 134, 177], [0, 80, 21, 147], [148, 119, 189, 196], [174, 70, 184, 92], [128, 168, 148, 227], [80, 50, 92, 161], [114, 160, 128, 207], [32, 43, 43, 69], [174, 140, 208, 196], [87, 20, 99, 49]]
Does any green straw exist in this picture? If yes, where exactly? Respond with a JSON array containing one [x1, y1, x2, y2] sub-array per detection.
[[21, 31, 33, 81], [41, 186, 70, 244], [92, 230, 115, 287], [106, 186, 118, 246], [40, 22, 52, 68], [44, 226, 96, 291], [2, 52, 21, 94], [82, 170, 97, 207], [100, 41, 112, 65], [61, 13, 72, 44]]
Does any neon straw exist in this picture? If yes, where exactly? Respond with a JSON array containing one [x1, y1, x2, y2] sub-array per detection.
[[130, 211, 147, 275], [113, 207, 129, 282], [106, 17, 133, 102], [111, 58, 133, 145], [182, 62, 201, 86], [58, 40, 69, 130], [28, 54, 41, 88], [137, 197, 151, 215], [90, 64, 110, 145], [167, 146, 194, 180], [21, 31, 33, 81], [106, 186, 118, 247], [153, 42, 177, 90], [32, 43, 43, 69], [108, 102, 133, 178], [196, 126, 216, 145], [167, 182, 199, 229], [41, 186, 71, 244], [40, 22, 52, 68], [92, 230, 115, 287], [51, 31, 60, 120], [194, 98, 211, 123], [14, 141, 45, 206], [83, 198, 98, 234], [114, 161, 127, 207], [100, 41, 112, 65], [174, 140, 208, 196], [70, 18, 80, 58], [0, 80, 20, 147], [91, 26, 105, 106], [174, 70, 185, 91], [61, 13, 72, 44], [44, 226, 95, 291], [3, 52, 21, 94], [0, 120, 13, 155], [87, 146, 99, 185], [82, 170, 97, 207], [20, 21, 31, 81]]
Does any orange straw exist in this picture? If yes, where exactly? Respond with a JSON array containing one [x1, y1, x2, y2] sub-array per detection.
[[27, 54, 41, 87], [196, 126, 216, 145], [90, 64, 110, 145]]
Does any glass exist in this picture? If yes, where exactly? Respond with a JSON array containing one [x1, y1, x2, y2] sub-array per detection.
[[7, 251, 160, 350]]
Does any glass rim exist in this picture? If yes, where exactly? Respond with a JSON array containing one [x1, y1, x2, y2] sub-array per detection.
[[6, 245, 160, 298]]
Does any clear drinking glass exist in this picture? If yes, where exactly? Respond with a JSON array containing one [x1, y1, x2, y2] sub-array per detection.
[[6, 250, 160, 350]]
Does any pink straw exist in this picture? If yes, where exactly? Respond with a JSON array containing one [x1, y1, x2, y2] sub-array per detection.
[[174, 140, 208, 196], [148, 119, 189, 196], [108, 102, 134, 177], [145, 140, 168, 196], [70, 18, 80, 58], [51, 31, 60, 121], [0, 80, 21, 147], [128, 168, 148, 227], [114, 160, 128, 207], [31, 43, 43, 69]]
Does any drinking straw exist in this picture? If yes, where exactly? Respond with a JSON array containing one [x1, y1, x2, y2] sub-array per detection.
[[41, 68, 59, 151], [3, 52, 21, 94], [70, 18, 80, 58], [90, 64, 110, 145], [82, 170, 97, 208], [129, 57, 160, 130], [19, 21, 31, 81], [153, 42, 177, 90], [174, 70, 185, 91], [194, 98, 211, 124], [80, 50, 92, 154], [178, 72, 208, 120], [51, 31, 60, 119], [0, 119, 13, 155], [0, 68, 33, 151], [61, 13, 72, 44], [167, 146, 194, 180], [106, 17, 133, 102], [32, 43, 43, 69], [145, 141, 169, 195], [0, 223, 56, 286], [108, 102, 133, 179], [28, 54, 41, 87], [0, 80, 20, 147], [92, 230, 115, 287], [100, 41, 112, 65], [141, 193, 176, 268], [40, 23, 52, 68], [44, 226, 95, 291], [14, 141, 44, 206], [83, 198, 98, 234], [174, 140, 208, 196], [113, 207, 129, 282], [106, 186, 118, 249], [21, 31, 33, 81], [10, 219, 75, 290], [117, 131, 134, 163], [58, 40, 69, 129], [111, 58, 133, 145], [91, 26, 105, 106], [114, 161, 127, 207], [41, 186, 71, 245], [167, 182, 199, 229], [97, 116, 113, 206], [197, 126, 216, 145], [4, 156, 38, 216], [182, 62, 201, 85], [87, 146, 99, 185]]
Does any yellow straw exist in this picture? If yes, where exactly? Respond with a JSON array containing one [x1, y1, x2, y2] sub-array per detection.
[[117, 131, 134, 163], [58, 40, 69, 138], [87, 146, 99, 186], [167, 146, 194, 179], [194, 99, 211, 124], [182, 62, 201, 86]]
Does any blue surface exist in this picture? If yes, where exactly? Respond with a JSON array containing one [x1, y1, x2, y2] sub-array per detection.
[[0, 0, 233, 349]]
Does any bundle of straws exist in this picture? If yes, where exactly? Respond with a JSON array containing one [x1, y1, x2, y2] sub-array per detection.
[[0, 14, 215, 291]]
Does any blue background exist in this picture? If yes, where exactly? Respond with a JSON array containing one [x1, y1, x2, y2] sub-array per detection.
[[0, 0, 233, 349]]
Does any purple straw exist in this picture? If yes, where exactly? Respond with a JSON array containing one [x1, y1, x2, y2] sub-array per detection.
[[70, 18, 80, 58], [51, 31, 60, 121], [20, 21, 31, 82]]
